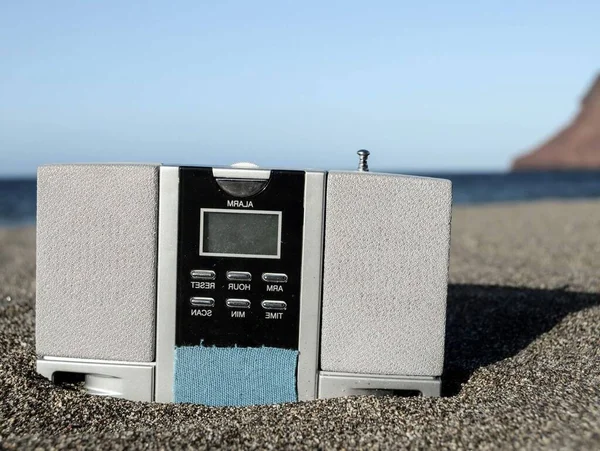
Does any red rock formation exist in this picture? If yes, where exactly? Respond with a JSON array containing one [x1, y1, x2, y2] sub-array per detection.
[[512, 74, 600, 170]]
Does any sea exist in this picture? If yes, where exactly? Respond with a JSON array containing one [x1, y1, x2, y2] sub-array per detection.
[[1, 170, 600, 227]]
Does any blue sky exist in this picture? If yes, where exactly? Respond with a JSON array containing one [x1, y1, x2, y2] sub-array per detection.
[[0, 1, 598, 176]]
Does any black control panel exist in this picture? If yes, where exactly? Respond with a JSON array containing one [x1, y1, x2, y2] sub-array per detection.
[[176, 167, 305, 349]]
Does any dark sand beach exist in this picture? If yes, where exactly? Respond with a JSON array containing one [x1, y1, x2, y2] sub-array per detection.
[[1, 200, 599, 450]]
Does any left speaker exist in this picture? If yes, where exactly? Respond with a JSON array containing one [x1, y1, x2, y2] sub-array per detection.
[[36, 164, 160, 363]]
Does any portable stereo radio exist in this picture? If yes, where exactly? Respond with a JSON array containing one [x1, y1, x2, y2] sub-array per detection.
[[35, 150, 452, 406]]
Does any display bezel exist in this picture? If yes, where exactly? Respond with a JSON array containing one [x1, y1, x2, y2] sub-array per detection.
[[199, 208, 283, 259]]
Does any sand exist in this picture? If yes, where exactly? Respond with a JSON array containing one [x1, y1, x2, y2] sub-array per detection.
[[1, 200, 599, 450]]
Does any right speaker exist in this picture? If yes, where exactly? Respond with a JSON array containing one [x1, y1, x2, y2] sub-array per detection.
[[320, 171, 452, 389]]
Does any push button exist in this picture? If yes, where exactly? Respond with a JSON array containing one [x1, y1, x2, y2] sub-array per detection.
[[262, 273, 288, 283], [261, 300, 287, 310], [190, 297, 215, 307], [227, 271, 252, 282], [226, 298, 251, 309], [191, 270, 216, 281]]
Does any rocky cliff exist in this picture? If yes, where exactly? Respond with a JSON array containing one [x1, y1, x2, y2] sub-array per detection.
[[512, 74, 600, 170]]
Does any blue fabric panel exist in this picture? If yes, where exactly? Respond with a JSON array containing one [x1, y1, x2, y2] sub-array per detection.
[[174, 346, 299, 406]]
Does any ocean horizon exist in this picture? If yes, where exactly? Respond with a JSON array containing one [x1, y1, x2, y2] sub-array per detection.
[[2, 170, 600, 226]]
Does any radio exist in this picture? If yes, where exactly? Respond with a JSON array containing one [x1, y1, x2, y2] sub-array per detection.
[[35, 151, 452, 406]]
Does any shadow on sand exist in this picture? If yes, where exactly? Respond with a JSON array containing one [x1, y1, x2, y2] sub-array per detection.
[[443, 284, 600, 396]]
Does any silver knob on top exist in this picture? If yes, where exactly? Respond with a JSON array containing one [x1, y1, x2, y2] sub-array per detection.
[[357, 149, 370, 172]]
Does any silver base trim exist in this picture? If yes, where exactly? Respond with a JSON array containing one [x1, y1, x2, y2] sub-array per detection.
[[37, 358, 155, 402], [318, 371, 441, 398]]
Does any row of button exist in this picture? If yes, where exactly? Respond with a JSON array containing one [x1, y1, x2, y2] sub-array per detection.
[[190, 297, 287, 310], [190, 270, 288, 283]]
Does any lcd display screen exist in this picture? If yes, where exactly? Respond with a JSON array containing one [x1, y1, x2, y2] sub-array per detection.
[[200, 209, 281, 258]]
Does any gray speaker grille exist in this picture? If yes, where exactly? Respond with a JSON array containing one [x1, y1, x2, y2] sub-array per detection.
[[320, 172, 452, 376], [36, 164, 159, 362]]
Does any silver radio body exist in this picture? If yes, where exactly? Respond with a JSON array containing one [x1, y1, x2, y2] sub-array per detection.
[[35, 155, 452, 406]]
